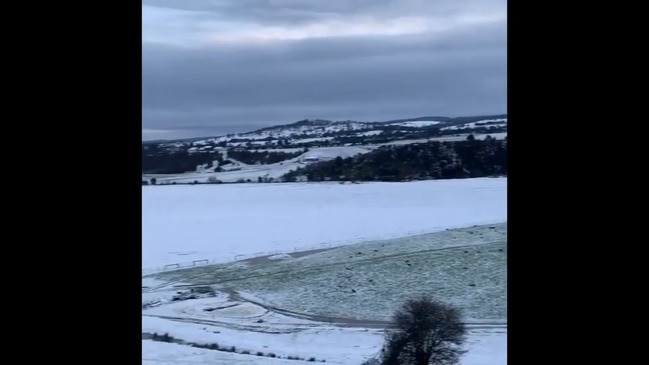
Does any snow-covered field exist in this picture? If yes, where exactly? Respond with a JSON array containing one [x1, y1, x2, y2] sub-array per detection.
[[389, 120, 442, 127], [153, 224, 506, 321], [142, 316, 505, 365], [378, 133, 507, 146], [143, 178, 507, 364], [441, 118, 507, 131], [142, 284, 506, 365], [142, 178, 507, 270]]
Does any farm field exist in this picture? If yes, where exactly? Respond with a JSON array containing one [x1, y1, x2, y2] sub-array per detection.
[[142, 178, 507, 364], [143, 178, 507, 270], [150, 223, 507, 322]]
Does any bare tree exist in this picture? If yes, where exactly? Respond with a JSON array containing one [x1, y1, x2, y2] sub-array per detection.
[[381, 296, 466, 365]]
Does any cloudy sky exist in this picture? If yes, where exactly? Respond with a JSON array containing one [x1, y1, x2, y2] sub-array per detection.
[[142, 0, 507, 140]]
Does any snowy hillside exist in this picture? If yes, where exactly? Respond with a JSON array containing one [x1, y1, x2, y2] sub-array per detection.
[[241, 119, 374, 139], [389, 120, 442, 127], [143, 114, 506, 183], [143, 145, 375, 184], [149, 115, 507, 149]]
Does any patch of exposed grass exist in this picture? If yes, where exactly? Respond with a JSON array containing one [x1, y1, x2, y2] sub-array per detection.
[[151, 223, 507, 321]]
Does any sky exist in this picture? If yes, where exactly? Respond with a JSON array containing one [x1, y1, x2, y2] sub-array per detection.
[[142, 0, 507, 140]]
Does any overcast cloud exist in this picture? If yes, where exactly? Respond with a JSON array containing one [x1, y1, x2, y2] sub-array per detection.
[[142, 0, 507, 140]]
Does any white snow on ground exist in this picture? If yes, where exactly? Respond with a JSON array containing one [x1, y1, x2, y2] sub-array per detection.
[[142, 178, 507, 270], [142, 277, 170, 288], [144, 297, 318, 327], [268, 253, 292, 260], [390, 120, 442, 127], [143, 315, 383, 364], [142, 146, 374, 184], [143, 340, 298, 364], [202, 226, 506, 322], [142, 316, 505, 365], [442, 119, 507, 131], [143, 176, 507, 364], [463, 330, 507, 365], [379, 133, 508, 146], [250, 148, 304, 153], [300, 146, 372, 160], [142, 291, 178, 307], [234, 122, 372, 141], [357, 130, 383, 136]]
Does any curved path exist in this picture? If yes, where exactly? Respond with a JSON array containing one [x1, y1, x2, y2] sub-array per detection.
[[143, 226, 507, 332], [143, 286, 506, 334]]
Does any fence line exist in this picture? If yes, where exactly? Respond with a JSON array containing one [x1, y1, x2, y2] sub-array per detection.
[[142, 357, 290, 364], [142, 241, 347, 276]]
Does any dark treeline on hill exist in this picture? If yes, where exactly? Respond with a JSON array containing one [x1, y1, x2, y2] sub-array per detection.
[[142, 148, 224, 174], [283, 136, 507, 182], [228, 149, 303, 165]]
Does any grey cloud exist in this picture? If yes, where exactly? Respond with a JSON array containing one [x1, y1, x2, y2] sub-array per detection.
[[143, 0, 505, 26], [143, 0, 506, 137]]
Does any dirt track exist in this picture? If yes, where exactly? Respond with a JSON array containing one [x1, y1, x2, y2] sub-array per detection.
[[144, 223, 507, 330]]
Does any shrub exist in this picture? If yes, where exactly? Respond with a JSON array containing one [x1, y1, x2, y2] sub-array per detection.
[[381, 296, 466, 365], [160, 333, 173, 343]]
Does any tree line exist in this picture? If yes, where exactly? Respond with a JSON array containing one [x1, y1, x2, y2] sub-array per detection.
[[227, 149, 303, 165], [283, 136, 507, 182], [142, 149, 224, 174]]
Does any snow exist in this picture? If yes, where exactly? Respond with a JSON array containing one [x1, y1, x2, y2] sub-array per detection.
[[142, 316, 506, 365], [185, 225, 506, 322], [142, 176, 507, 364], [251, 148, 304, 153], [144, 133, 508, 185], [233, 122, 373, 142], [462, 330, 507, 365], [300, 146, 372, 160], [390, 120, 442, 127], [143, 315, 383, 364], [268, 253, 292, 260], [142, 178, 506, 270], [357, 130, 383, 136], [442, 119, 508, 131], [143, 340, 298, 364], [378, 133, 507, 146], [142, 146, 375, 184]]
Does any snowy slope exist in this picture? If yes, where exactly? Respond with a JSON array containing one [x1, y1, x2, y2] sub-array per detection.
[[143, 146, 374, 184], [142, 178, 507, 270], [152, 116, 506, 148], [239, 120, 374, 140], [442, 118, 507, 131], [142, 318, 505, 365], [389, 120, 442, 127]]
